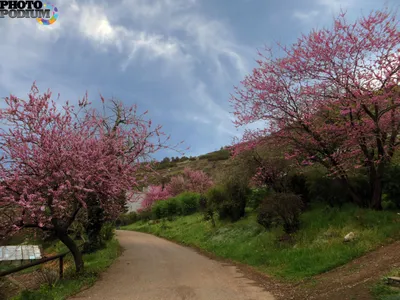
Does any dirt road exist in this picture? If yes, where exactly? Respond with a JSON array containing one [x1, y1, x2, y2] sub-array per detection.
[[71, 230, 275, 300]]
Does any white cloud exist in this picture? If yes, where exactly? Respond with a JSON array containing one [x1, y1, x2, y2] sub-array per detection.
[[293, 10, 320, 22], [0, 0, 252, 151]]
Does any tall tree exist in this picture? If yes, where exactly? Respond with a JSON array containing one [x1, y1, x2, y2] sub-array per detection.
[[0, 84, 169, 271], [231, 10, 400, 209]]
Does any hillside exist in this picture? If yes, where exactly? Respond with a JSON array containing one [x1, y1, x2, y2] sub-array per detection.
[[142, 148, 235, 186]]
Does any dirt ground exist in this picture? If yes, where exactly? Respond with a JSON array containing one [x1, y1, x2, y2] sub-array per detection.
[[70, 230, 275, 300], [150, 234, 400, 300], [218, 241, 400, 300], [4, 231, 399, 300]]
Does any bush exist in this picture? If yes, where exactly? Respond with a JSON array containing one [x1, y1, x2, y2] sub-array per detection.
[[116, 212, 138, 226], [207, 179, 250, 222], [258, 192, 303, 234], [287, 173, 309, 205], [152, 200, 169, 219], [100, 222, 115, 241], [206, 186, 229, 219], [248, 188, 269, 209], [307, 176, 350, 207], [383, 164, 400, 209], [165, 197, 180, 218], [176, 192, 200, 215], [137, 208, 152, 221], [224, 178, 250, 221]]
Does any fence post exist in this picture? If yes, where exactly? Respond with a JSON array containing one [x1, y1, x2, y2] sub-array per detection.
[[59, 256, 64, 279]]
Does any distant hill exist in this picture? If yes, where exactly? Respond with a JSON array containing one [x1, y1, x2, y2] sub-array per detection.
[[139, 148, 234, 187]]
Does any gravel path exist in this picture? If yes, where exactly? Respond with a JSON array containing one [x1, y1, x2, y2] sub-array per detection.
[[70, 230, 275, 300]]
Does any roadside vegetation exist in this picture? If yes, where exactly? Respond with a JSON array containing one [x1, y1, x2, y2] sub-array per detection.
[[372, 269, 400, 300], [12, 237, 120, 300], [123, 200, 399, 281]]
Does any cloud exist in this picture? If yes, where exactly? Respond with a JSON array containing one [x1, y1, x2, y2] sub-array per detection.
[[293, 10, 320, 22], [0, 0, 254, 157]]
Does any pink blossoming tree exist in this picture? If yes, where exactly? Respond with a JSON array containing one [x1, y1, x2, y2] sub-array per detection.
[[0, 84, 170, 272], [140, 168, 213, 209], [231, 10, 400, 209]]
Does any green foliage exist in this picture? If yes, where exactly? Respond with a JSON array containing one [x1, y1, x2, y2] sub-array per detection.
[[176, 192, 200, 215], [124, 205, 400, 281], [224, 178, 250, 221], [206, 178, 250, 222], [165, 197, 180, 218], [258, 192, 304, 234], [137, 209, 152, 221], [151, 193, 201, 220], [152, 200, 168, 219], [155, 160, 177, 170], [198, 149, 230, 161], [14, 239, 121, 300], [287, 173, 309, 205], [371, 269, 400, 300], [248, 188, 270, 209], [307, 175, 350, 206], [383, 164, 400, 209], [116, 212, 138, 226], [206, 186, 230, 220], [100, 222, 115, 242]]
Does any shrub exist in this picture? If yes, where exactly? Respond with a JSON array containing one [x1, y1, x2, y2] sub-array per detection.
[[116, 212, 138, 226], [248, 188, 269, 209], [152, 200, 169, 219], [383, 164, 400, 209], [258, 192, 303, 234], [151, 197, 181, 220], [165, 197, 180, 218], [307, 176, 350, 207], [100, 222, 115, 242], [207, 179, 250, 222], [176, 192, 200, 215], [199, 194, 215, 226], [206, 186, 229, 219], [287, 173, 309, 205], [137, 208, 152, 221], [224, 178, 250, 222]]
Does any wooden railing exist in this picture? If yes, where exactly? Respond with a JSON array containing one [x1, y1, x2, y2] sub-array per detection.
[[0, 250, 70, 279]]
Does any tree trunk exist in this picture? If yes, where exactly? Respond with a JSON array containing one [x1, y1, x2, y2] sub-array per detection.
[[57, 231, 84, 273], [369, 163, 385, 210], [371, 177, 383, 210]]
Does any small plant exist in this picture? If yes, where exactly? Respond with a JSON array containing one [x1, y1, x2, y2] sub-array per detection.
[[100, 222, 115, 242], [199, 194, 216, 227], [36, 266, 59, 288], [258, 192, 303, 234]]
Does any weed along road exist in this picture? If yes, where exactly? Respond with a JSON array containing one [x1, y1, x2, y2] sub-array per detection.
[[71, 230, 275, 300]]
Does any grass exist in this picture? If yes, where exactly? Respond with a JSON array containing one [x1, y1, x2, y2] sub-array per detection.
[[123, 203, 400, 281], [11, 238, 121, 300], [371, 269, 400, 300]]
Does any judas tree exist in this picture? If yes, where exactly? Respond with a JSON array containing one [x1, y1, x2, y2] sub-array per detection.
[[139, 168, 213, 209], [82, 98, 174, 253], [0, 84, 170, 271], [231, 10, 400, 209]]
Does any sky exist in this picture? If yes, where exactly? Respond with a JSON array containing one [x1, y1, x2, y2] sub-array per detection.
[[0, 0, 398, 159]]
